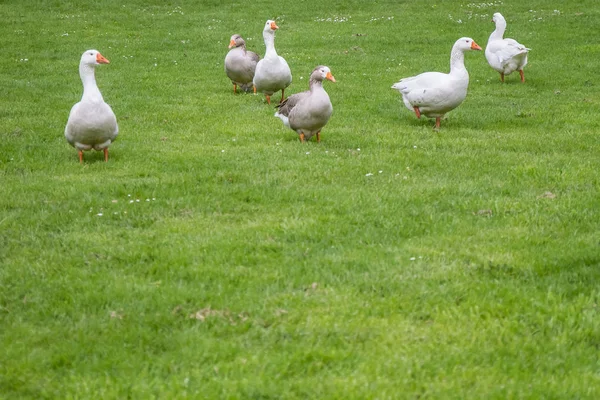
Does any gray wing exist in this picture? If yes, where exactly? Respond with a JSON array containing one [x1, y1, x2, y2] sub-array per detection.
[[247, 50, 260, 63], [275, 90, 309, 116]]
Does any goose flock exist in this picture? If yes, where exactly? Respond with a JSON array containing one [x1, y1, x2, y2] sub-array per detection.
[[65, 13, 529, 162]]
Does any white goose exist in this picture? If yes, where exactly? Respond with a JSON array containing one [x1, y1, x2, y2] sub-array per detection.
[[65, 50, 118, 163], [253, 20, 292, 105], [391, 37, 482, 130], [274, 66, 336, 143], [485, 12, 530, 83]]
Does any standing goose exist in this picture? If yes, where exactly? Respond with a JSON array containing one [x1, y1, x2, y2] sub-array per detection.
[[391, 37, 482, 130], [224, 34, 260, 93], [274, 66, 335, 143], [253, 20, 292, 105], [65, 49, 118, 163], [485, 12, 530, 83]]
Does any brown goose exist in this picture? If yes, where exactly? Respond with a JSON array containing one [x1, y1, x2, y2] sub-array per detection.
[[274, 66, 335, 143], [224, 34, 260, 93]]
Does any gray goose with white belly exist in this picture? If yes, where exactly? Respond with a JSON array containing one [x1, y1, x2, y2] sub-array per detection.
[[274, 65, 336, 142], [224, 34, 260, 93]]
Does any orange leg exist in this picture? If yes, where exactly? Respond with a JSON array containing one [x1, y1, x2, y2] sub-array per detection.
[[434, 117, 441, 130], [253, 85, 256, 94], [233, 84, 237, 94], [299, 133, 306, 143], [104, 148, 109, 162], [413, 106, 421, 119], [316, 131, 321, 143], [519, 70, 525, 83], [281, 89, 285, 103], [500, 72, 505, 83], [266, 95, 271, 105], [78, 150, 83, 164]]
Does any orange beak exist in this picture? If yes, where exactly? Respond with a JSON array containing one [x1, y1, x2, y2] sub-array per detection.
[[229, 39, 236, 49], [270, 21, 279, 30], [471, 41, 482, 51], [326, 71, 336, 82], [96, 52, 110, 64]]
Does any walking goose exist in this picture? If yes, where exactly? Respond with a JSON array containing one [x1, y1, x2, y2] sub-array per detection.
[[485, 12, 530, 82], [224, 34, 260, 93], [253, 20, 292, 104], [274, 65, 335, 142], [391, 37, 481, 130]]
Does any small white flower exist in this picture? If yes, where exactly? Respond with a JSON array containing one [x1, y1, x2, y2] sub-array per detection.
[[378, 170, 383, 174], [305, 151, 310, 155], [136, 199, 140, 203], [152, 198, 156, 200], [410, 257, 416, 261], [365, 173, 373, 177], [128, 194, 131, 197], [97, 213, 103, 217], [146, 199, 150, 202], [413, 145, 417, 149], [129, 200, 134, 204], [357, 148, 360, 151]]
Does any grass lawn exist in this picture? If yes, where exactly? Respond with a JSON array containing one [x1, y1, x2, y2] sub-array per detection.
[[1, 0, 599, 398]]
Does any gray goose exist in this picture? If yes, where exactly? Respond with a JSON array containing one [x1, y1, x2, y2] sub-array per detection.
[[274, 65, 335, 142], [224, 34, 260, 93], [253, 20, 292, 104], [65, 49, 118, 163]]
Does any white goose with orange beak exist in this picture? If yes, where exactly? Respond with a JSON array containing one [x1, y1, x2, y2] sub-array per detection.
[[392, 37, 481, 130], [65, 49, 118, 163], [253, 20, 292, 105]]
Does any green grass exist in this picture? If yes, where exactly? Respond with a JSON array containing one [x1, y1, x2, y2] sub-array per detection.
[[1, 0, 600, 398]]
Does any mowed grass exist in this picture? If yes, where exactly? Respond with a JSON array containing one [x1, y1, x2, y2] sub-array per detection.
[[1, 0, 600, 397]]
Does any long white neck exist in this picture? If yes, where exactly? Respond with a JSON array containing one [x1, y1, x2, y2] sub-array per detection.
[[449, 46, 467, 75], [489, 20, 506, 42], [263, 30, 277, 58], [80, 63, 103, 102]]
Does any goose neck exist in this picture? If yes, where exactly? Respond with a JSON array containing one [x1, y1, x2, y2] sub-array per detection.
[[490, 21, 506, 41], [79, 63, 103, 102], [263, 31, 277, 57], [449, 47, 467, 75], [309, 78, 324, 92]]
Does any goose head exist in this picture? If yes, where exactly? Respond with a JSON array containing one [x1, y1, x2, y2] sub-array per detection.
[[311, 66, 336, 83], [455, 37, 482, 51], [80, 49, 109, 66], [228, 34, 245, 49], [263, 20, 279, 33], [492, 12, 506, 25]]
